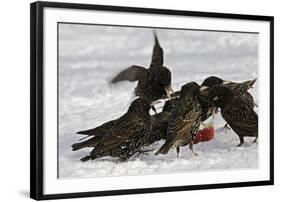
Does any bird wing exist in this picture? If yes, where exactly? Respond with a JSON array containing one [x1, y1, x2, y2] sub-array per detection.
[[147, 112, 170, 144], [169, 109, 200, 140], [241, 92, 255, 109], [101, 116, 144, 146], [223, 99, 258, 135], [150, 31, 164, 67], [155, 101, 201, 155], [110, 65, 147, 83], [166, 100, 201, 144], [151, 111, 170, 127]]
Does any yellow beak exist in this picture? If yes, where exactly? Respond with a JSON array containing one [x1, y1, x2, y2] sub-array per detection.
[[222, 80, 231, 85], [200, 86, 209, 91]]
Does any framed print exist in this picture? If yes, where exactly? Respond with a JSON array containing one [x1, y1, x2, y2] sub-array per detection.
[[30, 1, 274, 200]]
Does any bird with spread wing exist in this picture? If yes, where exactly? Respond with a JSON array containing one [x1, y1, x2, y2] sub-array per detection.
[[110, 31, 173, 101]]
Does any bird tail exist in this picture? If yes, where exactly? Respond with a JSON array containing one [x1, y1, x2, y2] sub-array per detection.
[[76, 128, 99, 141], [80, 155, 91, 162], [155, 141, 173, 155], [71, 137, 100, 151], [243, 78, 257, 89], [153, 31, 160, 48], [151, 30, 163, 66], [77, 129, 94, 135], [71, 142, 87, 151]]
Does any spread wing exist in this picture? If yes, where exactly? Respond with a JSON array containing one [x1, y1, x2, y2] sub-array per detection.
[[110, 65, 147, 83]]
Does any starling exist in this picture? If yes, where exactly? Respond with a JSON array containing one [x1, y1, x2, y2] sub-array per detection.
[[155, 82, 203, 158], [208, 85, 258, 146], [71, 98, 156, 161], [145, 85, 212, 147], [201, 76, 257, 109], [110, 32, 173, 101]]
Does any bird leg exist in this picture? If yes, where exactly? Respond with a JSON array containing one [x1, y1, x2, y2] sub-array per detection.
[[237, 136, 244, 147], [135, 149, 154, 157], [223, 123, 231, 131], [189, 143, 198, 156], [176, 147, 180, 158]]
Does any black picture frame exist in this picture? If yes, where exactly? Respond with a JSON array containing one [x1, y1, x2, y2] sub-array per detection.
[[30, 1, 274, 200]]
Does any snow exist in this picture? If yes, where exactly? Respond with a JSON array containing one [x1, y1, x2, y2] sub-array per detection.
[[58, 24, 259, 179]]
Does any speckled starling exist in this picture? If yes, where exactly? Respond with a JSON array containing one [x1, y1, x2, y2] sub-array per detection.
[[208, 85, 258, 146], [155, 82, 203, 158], [72, 98, 156, 161], [110, 32, 173, 101]]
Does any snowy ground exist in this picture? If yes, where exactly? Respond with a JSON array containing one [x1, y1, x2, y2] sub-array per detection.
[[58, 24, 259, 179]]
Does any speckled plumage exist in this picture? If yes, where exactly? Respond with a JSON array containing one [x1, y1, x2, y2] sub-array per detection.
[[110, 32, 173, 101], [155, 82, 203, 157], [145, 84, 213, 147], [208, 85, 258, 146], [201, 76, 257, 109], [72, 98, 153, 161]]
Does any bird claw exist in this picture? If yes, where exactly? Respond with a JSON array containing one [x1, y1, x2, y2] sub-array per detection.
[[253, 137, 258, 143], [223, 123, 231, 131], [136, 149, 154, 157], [236, 143, 243, 147]]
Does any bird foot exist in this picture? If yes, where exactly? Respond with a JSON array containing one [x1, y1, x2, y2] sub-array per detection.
[[189, 144, 198, 156], [236, 143, 244, 147], [135, 149, 154, 157], [223, 123, 231, 132], [253, 137, 258, 143]]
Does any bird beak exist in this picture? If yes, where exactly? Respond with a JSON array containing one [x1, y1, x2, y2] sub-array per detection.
[[150, 100, 161, 106], [200, 86, 209, 91], [165, 84, 174, 99], [213, 96, 219, 101], [222, 80, 231, 85], [200, 86, 209, 95]]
